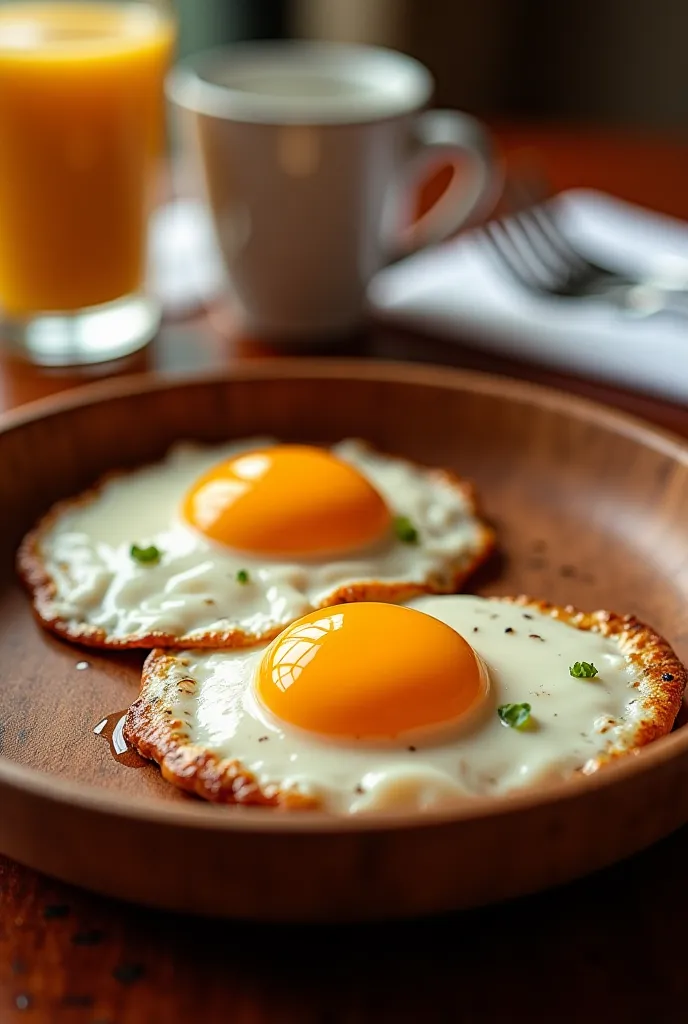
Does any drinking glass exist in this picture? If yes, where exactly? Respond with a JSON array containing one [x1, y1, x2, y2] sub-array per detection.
[[0, 1, 175, 365]]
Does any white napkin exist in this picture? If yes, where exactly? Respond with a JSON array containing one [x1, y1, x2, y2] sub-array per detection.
[[369, 189, 688, 403]]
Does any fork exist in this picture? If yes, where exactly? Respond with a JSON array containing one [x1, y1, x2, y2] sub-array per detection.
[[480, 175, 688, 316]]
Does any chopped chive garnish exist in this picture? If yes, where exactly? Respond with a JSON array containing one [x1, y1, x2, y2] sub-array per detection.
[[569, 661, 598, 679], [236, 569, 250, 584], [498, 702, 532, 729], [393, 515, 419, 545], [130, 543, 161, 565]]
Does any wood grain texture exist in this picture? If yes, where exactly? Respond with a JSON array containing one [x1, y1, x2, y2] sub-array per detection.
[[4, 829, 688, 1024], [2, 362, 688, 934]]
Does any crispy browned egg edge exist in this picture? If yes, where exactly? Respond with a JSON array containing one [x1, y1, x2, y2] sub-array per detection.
[[122, 595, 687, 809]]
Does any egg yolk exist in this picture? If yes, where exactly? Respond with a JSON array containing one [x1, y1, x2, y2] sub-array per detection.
[[183, 446, 391, 556], [255, 602, 487, 738]]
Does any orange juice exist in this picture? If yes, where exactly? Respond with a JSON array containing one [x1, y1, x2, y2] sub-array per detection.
[[0, 2, 174, 315]]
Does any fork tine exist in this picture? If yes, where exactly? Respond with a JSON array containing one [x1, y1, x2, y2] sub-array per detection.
[[479, 222, 532, 288], [529, 203, 590, 273], [506, 208, 571, 279], [507, 176, 589, 274], [480, 220, 549, 293], [499, 215, 566, 288]]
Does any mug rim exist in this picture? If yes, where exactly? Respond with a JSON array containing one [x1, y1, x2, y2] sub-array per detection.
[[166, 40, 435, 126]]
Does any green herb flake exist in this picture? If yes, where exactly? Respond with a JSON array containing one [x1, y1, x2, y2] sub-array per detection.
[[236, 569, 250, 584], [497, 702, 532, 729], [130, 543, 161, 565], [569, 661, 598, 679], [393, 515, 419, 545]]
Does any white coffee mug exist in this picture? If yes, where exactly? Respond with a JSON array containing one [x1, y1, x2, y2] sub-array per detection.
[[168, 41, 498, 337]]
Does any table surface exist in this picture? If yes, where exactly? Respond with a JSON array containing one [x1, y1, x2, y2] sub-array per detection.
[[2, 124, 688, 1024]]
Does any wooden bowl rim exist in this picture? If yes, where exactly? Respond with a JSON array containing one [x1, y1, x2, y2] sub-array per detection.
[[3, 357, 688, 836]]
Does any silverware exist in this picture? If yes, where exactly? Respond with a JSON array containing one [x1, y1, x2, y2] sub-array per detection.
[[480, 175, 688, 317]]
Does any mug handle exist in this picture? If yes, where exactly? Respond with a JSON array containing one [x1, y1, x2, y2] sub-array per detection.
[[385, 110, 498, 258]]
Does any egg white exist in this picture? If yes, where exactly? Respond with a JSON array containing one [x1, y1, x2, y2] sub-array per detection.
[[24, 439, 490, 646], [125, 595, 654, 814]]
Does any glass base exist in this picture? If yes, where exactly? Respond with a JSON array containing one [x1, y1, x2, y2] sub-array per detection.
[[2, 292, 161, 367]]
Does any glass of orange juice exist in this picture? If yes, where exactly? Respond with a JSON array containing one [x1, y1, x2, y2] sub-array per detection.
[[0, 1, 174, 365]]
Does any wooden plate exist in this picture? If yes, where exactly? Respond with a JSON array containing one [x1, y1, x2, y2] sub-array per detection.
[[2, 360, 688, 923]]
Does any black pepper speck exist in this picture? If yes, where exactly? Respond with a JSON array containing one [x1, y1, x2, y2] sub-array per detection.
[[408, 745, 416, 752], [662, 673, 675, 681], [529, 634, 544, 641], [258, 736, 269, 742], [354, 785, 364, 795], [504, 627, 514, 634], [522, 613, 533, 620], [472, 626, 479, 633]]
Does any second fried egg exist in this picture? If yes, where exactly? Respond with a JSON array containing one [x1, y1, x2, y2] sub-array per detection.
[[124, 595, 686, 813]]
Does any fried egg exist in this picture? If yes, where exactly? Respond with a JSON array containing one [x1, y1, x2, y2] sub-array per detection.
[[124, 595, 686, 813], [18, 439, 493, 648]]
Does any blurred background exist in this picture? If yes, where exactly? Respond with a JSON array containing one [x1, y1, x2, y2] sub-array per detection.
[[173, 0, 688, 133]]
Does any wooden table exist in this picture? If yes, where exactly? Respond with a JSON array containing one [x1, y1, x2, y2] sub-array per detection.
[[2, 125, 688, 1023]]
